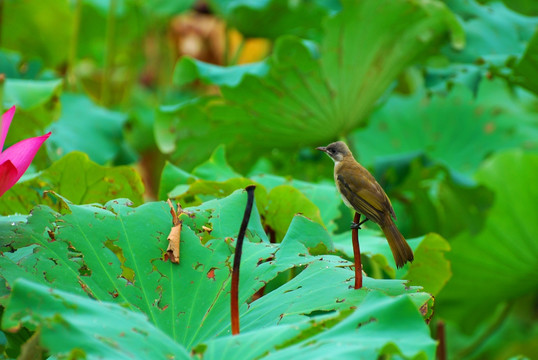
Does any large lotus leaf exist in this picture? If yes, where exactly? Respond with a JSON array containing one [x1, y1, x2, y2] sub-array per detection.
[[208, 0, 339, 40], [352, 81, 535, 176], [2, 281, 435, 359], [437, 151, 538, 332], [158, 0, 463, 170], [0, 190, 432, 351], [1, 0, 73, 67], [0, 152, 144, 215], [443, 0, 537, 63], [2, 222, 434, 359], [46, 93, 128, 164], [202, 292, 435, 360], [2, 279, 191, 360]]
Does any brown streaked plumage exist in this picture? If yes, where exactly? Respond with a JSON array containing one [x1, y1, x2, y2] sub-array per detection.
[[317, 141, 413, 268]]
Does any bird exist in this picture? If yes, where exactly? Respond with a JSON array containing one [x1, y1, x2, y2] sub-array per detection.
[[317, 141, 413, 268]]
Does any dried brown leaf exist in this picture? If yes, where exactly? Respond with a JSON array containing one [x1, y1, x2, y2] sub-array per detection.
[[164, 199, 183, 264]]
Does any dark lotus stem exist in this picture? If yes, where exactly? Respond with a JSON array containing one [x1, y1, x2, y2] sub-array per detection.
[[231, 185, 256, 335], [436, 321, 446, 360], [352, 212, 363, 289]]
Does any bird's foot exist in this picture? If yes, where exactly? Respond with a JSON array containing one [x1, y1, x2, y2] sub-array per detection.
[[350, 218, 368, 230], [350, 221, 362, 230]]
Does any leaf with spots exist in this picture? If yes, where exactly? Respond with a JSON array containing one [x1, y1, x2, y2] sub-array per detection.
[[1, 190, 433, 355]]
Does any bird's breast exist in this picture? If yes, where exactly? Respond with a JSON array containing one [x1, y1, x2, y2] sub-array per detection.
[[334, 165, 354, 210]]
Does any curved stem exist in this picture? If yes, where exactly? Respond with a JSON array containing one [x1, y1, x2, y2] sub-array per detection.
[[101, 0, 117, 106], [231, 185, 256, 335], [66, 0, 82, 91], [352, 212, 363, 289]]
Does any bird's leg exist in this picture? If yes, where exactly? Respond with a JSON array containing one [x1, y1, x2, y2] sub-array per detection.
[[350, 216, 368, 230]]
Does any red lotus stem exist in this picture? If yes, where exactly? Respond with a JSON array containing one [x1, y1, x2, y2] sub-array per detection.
[[231, 185, 256, 335], [436, 321, 446, 360], [352, 212, 363, 289]]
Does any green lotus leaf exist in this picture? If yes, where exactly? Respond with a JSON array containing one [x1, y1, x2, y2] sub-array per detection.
[[159, 0, 463, 170], [437, 151, 538, 332]]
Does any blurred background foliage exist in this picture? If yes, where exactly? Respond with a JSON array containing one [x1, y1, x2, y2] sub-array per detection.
[[0, 0, 537, 359]]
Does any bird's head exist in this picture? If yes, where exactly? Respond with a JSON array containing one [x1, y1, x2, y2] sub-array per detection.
[[316, 141, 352, 163]]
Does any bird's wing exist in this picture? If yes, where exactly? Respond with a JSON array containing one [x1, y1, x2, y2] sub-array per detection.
[[336, 165, 394, 224]]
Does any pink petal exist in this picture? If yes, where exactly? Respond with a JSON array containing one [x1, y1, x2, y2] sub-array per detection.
[[0, 132, 51, 192], [1, 106, 16, 152], [0, 160, 18, 197]]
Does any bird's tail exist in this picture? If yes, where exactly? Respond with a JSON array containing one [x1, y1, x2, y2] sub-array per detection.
[[380, 218, 414, 268]]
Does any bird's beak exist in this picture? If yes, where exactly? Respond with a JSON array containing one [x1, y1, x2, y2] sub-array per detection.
[[316, 146, 327, 153]]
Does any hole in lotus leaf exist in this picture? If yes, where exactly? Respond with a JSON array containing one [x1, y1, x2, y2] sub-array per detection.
[[207, 267, 216, 280], [357, 317, 377, 329], [104, 238, 135, 284], [306, 309, 336, 318], [132, 327, 148, 336]]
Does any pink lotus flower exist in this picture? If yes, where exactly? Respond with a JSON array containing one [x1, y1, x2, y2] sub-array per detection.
[[0, 106, 51, 197]]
